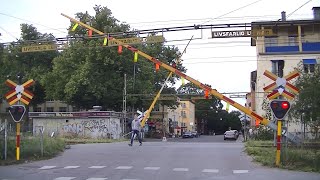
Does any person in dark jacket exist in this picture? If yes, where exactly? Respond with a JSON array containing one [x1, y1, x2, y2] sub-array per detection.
[[129, 113, 142, 146]]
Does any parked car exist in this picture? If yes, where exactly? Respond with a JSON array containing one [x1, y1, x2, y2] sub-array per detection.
[[224, 130, 238, 140], [192, 131, 200, 138], [182, 132, 193, 138], [230, 130, 239, 138]]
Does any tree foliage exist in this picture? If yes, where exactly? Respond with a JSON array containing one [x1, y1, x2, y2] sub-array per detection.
[[290, 66, 320, 138], [42, 5, 185, 111]]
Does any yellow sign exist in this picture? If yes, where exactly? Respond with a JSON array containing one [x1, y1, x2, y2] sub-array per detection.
[[108, 35, 165, 46], [251, 29, 274, 37], [22, 44, 57, 53]]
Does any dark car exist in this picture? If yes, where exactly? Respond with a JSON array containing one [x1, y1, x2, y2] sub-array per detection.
[[182, 132, 193, 138]]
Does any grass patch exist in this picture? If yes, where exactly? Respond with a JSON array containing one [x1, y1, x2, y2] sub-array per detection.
[[245, 140, 320, 173], [0, 135, 65, 166]]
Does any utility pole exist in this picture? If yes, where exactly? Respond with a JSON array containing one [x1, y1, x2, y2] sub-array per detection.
[[123, 74, 127, 136]]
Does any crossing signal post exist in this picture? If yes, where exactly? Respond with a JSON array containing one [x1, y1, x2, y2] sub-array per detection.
[[270, 100, 291, 119], [8, 105, 26, 123], [4, 74, 35, 161], [263, 70, 299, 166], [270, 100, 291, 166]]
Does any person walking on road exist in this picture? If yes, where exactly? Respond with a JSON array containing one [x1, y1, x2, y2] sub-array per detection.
[[129, 113, 142, 146]]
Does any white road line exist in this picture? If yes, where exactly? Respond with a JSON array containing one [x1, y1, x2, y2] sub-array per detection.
[[63, 166, 80, 169], [173, 168, 189, 172], [144, 167, 160, 170], [233, 170, 249, 174], [122, 179, 139, 180], [86, 178, 108, 180], [202, 169, 219, 173], [89, 166, 106, 169], [115, 166, 133, 170], [39, 166, 56, 170], [54, 177, 76, 180]]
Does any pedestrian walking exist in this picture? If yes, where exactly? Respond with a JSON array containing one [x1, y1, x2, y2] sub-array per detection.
[[129, 113, 143, 146]]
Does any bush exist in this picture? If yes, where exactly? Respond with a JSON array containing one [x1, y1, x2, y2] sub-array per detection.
[[0, 135, 65, 163], [253, 127, 274, 140], [245, 140, 320, 172]]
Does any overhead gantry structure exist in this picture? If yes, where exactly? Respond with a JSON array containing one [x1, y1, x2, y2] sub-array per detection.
[[61, 13, 301, 144]]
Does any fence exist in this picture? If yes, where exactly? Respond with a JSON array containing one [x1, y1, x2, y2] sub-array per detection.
[[0, 118, 52, 161]]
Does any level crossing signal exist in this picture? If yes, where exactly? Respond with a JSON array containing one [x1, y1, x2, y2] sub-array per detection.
[[269, 100, 291, 119], [8, 105, 26, 122]]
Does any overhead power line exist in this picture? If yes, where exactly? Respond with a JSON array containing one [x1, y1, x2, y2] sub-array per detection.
[[201, 0, 264, 24], [0, 12, 67, 34], [286, 0, 313, 19], [0, 26, 18, 40]]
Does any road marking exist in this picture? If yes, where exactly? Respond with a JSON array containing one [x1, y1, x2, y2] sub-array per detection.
[[39, 166, 56, 170], [144, 167, 160, 170], [54, 177, 76, 180], [173, 168, 189, 172], [63, 166, 80, 169], [122, 179, 139, 180], [86, 178, 108, 180], [233, 170, 249, 174], [115, 166, 133, 170], [202, 169, 219, 173], [89, 166, 106, 169]]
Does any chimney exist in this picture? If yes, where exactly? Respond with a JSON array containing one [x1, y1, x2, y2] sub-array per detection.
[[281, 11, 286, 21], [312, 7, 320, 20]]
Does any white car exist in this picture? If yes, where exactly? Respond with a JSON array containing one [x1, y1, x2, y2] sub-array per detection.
[[224, 130, 238, 140]]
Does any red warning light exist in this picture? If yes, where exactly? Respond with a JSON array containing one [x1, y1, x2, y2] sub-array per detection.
[[281, 102, 289, 109]]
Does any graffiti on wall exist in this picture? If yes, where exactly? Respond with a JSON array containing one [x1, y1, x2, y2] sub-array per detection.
[[62, 118, 120, 139], [82, 119, 108, 133], [63, 123, 83, 134]]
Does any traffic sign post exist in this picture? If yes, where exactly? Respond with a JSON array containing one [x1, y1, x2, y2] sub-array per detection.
[[263, 70, 299, 166], [4, 75, 35, 161]]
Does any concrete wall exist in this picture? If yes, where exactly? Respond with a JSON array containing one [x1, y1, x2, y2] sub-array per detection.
[[33, 117, 121, 139]]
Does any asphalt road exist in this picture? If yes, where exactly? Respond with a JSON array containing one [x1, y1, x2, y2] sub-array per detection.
[[0, 135, 319, 180]]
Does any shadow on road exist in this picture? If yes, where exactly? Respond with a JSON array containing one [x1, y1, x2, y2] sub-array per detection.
[[143, 135, 243, 143]]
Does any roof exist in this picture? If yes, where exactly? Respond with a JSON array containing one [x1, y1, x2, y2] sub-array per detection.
[[251, 19, 320, 27]]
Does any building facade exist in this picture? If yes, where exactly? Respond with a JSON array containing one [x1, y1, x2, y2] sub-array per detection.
[[251, 7, 320, 134], [168, 100, 195, 136], [0, 100, 76, 113]]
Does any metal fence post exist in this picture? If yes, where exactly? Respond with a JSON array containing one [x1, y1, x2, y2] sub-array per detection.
[[39, 127, 44, 157], [4, 119, 7, 160]]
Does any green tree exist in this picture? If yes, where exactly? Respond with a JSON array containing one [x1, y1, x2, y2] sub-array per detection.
[[290, 66, 320, 139], [43, 5, 185, 111]]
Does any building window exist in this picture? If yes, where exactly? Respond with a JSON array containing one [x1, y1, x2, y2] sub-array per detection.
[[59, 107, 67, 112], [154, 105, 160, 111], [46, 107, 54, 112], [271, 60, 284, 77], [72, 106, 79, 112], [288, 36, 298, 46], [303, 59, 317, 73], [265, 37, 278, 47], [182, 103, 186, 108], [181, 111, 186, 118], [35, 107, 41, 112]]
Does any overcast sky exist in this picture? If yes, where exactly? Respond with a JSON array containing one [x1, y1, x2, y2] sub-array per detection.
[[0, 0, 318, 110]]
